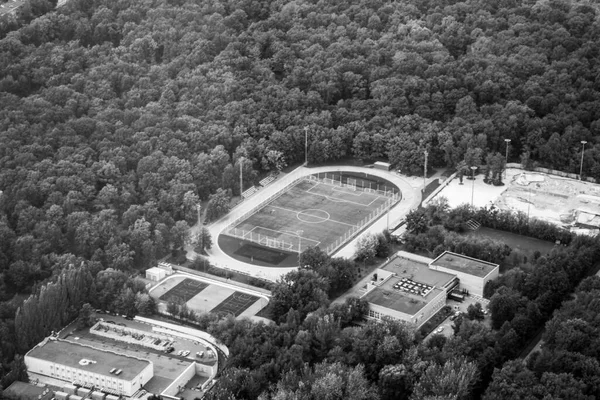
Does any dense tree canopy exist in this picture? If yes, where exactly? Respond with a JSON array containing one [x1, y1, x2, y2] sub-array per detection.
[[2, 0, 600, 397]]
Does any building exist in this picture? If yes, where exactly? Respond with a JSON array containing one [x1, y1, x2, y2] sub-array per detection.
[[362, 252, 456, 327], [25, 338, 153, 397], [429, 251, 499, 297], [145, 262, 174, 281], [361, 251, 499, 327], [2, 381, 53, 400], [373, 161, 391, 171]]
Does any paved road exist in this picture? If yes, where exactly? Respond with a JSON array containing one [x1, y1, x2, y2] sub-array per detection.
[[185, 165, 431, 281]]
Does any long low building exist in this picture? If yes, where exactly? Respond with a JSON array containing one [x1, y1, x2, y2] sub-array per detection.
[[25, 338, 153, 397]]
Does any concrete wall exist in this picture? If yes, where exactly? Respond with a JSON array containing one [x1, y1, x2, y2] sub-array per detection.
[[507, 163, 597, 183], [161, 362, 195, 398], [135, 316, 229, 357]]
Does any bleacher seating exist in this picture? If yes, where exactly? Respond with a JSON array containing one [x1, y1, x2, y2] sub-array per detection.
[[242, 186, 258, 199], [465, 219, 481, 231], [259, 175, 277, 187]]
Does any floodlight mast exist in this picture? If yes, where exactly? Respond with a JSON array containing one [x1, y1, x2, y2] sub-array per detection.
[[470, 166, 477, 207], [580, 140, 587, 180], [504, 139, 511, 179]]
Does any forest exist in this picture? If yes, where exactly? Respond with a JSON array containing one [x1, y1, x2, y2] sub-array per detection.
[[1, 0, 600, 398]]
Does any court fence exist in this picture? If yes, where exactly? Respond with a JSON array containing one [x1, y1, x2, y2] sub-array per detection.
[[307, 172, 399, 197], [325, 192, 400, 255], [227, 227, 294, 251]]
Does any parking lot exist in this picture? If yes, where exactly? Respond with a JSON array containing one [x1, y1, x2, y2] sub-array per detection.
[[425, 295, 491, 340]]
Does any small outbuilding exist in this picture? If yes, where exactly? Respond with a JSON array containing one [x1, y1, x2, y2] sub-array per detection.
[[374, 161, 391, 171]]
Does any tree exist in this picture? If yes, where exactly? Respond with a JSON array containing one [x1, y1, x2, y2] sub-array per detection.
[[170, 220, 190, 250], [405, 209, 429, 234], [271, 269, 330, 323], [195, 227, 212, 253], [354, 233, 378, 261], [379, 364, 413, 400], [205, 188, 231, 222], [466, 302, 485, 321], [411, 357, 479, 400], [77, 303, 95, 329]]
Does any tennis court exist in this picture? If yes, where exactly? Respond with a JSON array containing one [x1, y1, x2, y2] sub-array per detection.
[[151, 275, 268, 318], [159, 278, 208, 304], [224, 175, 400, 258], [210, 291, 260, 317]]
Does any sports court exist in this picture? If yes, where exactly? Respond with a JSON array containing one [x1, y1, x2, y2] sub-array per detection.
[[224, 173, 400, 258], [151, 274, 267, 318], [159, 278, 208, 304], [210, 292, 260, 317]]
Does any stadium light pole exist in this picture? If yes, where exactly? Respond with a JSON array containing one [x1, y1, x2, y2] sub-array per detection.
[[304, 126, 308, 166], [470, 166, 477, 207], [423, 150, 428, 190], [504, 139, 511, 179], [296, 230, 304, 263], [197, 203, 203, 254], [239, 157, 244, 199], [580, 140, 587, 180]]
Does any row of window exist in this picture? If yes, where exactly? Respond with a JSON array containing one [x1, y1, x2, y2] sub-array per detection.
[[48, 364, 123, 390]]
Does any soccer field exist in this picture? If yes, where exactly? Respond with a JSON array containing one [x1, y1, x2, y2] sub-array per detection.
[[225, 176, 399, 255]]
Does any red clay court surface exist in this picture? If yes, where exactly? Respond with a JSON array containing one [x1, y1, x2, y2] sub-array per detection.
[[223, 177, 397, 260], [159, 278, 208, 304], [210, 291, 260, 317]]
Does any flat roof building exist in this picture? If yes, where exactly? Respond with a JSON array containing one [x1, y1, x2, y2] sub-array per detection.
[[25, 338, 153, 397], [429, 251, 499, 297], [361, 251, 500, 326], [362, 252, 455, 327], [2, 381, 53, 400]]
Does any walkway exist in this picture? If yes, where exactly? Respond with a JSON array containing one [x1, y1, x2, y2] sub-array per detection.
[[185, 165, 429, 281]]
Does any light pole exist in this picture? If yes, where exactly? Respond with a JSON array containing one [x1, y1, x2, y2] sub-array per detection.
[[239, 157, 244, 199], [423, 150, 428, 189], [470, 166, 477, 207], [580, 140, 587, 180], [296, 230, 303, 262], [504, 139, 511, 179], [304, 126, 308, 166], [197, 204, 203, 253]]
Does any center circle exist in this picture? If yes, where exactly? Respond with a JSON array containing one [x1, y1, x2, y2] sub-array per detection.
[[297, 209, 330, 223]]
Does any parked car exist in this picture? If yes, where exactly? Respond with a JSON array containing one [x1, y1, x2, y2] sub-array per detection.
[[435, 327, 444, 334], [182, 350, 190, 357]]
